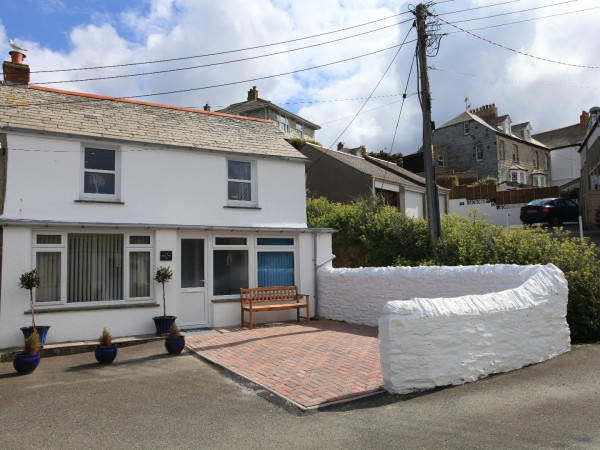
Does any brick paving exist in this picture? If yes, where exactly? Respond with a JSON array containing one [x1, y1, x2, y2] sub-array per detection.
[[185, 319, 383, 409]]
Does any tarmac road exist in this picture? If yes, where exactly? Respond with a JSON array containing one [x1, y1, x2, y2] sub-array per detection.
[[1, 340, 599, 449]]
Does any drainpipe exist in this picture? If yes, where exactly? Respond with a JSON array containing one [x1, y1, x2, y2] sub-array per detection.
[[313, 232, 336, 317]]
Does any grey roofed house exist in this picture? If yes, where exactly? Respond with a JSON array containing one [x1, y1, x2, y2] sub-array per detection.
[[217, 86, 320, 141], [298, 142, 448, 218], [0, 85, 306, 161]]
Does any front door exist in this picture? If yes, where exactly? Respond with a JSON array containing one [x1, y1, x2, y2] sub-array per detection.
[[178, 237, 208, 326]]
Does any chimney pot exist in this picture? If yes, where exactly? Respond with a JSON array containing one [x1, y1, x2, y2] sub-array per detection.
[[203, 102, 211, 112], [337, 142, 344, 151], [3, 51, 30, 85], [247, 86, 258, 101]]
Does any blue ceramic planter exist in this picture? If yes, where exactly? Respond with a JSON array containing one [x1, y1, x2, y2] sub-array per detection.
[[13, 352, 40, 374], [152, 316, 176, 336], [95, 344, 118, 364], [164, 336, 186, 355], [20, 326, 50, 346]]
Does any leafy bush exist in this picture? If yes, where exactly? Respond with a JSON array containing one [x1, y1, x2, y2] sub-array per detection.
[[469, 176, 498, 187], [99, 328, 112, 347], [23, 330, 40, 355], [436, 174, 459, 189], [287, 137, 322, 150], [307, 197, 600, 342]]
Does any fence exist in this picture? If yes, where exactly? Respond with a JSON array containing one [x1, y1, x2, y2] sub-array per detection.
[[450, 185, 559, 205]]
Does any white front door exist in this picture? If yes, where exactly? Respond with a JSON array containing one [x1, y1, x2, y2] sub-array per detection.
[[178, 237, 208, 326]]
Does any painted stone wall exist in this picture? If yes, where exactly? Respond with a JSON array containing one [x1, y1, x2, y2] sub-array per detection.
[[379, 264, 570, 393]]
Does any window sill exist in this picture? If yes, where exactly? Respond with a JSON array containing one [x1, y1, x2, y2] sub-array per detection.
[[27, 302, 159, 314], [223, 205, 261, 210], [212, 298, 241, 304], [75, 199, 125, 205]]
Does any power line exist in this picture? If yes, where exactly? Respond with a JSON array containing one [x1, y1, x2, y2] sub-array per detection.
[[436, 14, 600, 69], [327, 25, 416, 149], [34, 19, 414, 85], [31, 12, 410, 74], [318, 94, 417, 125], [440, 0, 578, 23]]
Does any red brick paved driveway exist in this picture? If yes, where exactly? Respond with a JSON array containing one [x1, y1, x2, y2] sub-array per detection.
[[185, 319, 383, 409]]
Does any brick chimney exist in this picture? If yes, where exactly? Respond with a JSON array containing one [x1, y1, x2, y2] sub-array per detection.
[[203, 102, 211, 112], [247, 86, 258, 101], [470, 103, 498, 121], [580, 110, 590, 128], [3, 51, 30, 85], [337, 142, 344, 151]]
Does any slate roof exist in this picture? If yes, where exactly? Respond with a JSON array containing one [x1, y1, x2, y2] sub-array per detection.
[[0, 85, 306, 161], [532, 124, 588, 149], [303, 143, 426, 189], [438, 111, 548, 149], [218, 98, 321, 130]]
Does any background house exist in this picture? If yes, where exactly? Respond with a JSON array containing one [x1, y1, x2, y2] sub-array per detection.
[[426, 104, 551, 190], [298, 142, 449, 218], [0, 52, 333, 349], [533, 110, 590, 195], [217, 86, 320, 141], [579, 107, 600, 229]]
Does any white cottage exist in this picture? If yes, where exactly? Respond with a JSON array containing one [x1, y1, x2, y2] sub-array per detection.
[[0, 52, 333, 349]]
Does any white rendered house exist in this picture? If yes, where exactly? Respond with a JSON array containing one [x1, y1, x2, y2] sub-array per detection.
[[0, 54, 333, 349]]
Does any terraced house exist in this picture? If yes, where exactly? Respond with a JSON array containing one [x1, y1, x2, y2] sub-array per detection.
[[430, 104, 552, 189], [0, 51, 332, 349]]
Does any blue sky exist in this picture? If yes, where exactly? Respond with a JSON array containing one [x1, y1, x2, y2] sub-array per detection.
[[0, 0, 598, 154]]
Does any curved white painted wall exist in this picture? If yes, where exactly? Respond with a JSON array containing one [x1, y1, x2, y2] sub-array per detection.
[[318, 264, 542, 327], [379, 264, 570, 393]]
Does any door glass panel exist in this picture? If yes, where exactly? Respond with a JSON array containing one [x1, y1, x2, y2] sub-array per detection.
[[129, 251, 150, 297], [36, 252, 61, 302], [181, 239, 205, 288]]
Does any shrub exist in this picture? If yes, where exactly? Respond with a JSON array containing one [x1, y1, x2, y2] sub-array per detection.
[[169, 323, 182, 339], [308, 197, 600, 342], [99, 328, 112, 347], [287, 137, 322, 150], [469, 176, 498, 187], [23, 330, 40, 355], [436, 174, 459, 189]]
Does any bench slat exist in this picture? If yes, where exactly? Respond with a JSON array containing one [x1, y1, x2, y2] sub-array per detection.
[[240, 286, 310, 329]]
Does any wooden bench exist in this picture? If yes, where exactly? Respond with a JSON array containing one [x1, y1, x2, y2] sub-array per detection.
[[240, 286, 310, 329]]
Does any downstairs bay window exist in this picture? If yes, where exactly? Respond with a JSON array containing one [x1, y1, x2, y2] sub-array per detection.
[[32, 232, 153, 304]]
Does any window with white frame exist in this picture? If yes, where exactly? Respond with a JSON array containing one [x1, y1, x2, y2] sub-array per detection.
[[277, 114, 290, 133], [512, 144, 519, 162], [519, 171, 526, 183], [438, 155, 444, 167], [295, 123, 303, 138], [545, 154, 550, 171], [227, 160, 255, 205], [82, 147, 120, 200], [511, 172, 518, 182], [533, 150, 539, 169], [32, 232, 153, 304], [590, 166, 600, 190], [213, 237, 248, 296], [499, 140, 505, 160], [463, 122, 470, 135], [476, 143, 484, 161], [256, 237, 295, 287]]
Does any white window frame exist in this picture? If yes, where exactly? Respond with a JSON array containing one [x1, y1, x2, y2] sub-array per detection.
[[255, 237, 297, 287], [31, 230, 154, 306], [226, 159, 257, 207], [476, 143, 483, 161], [533, 150, 539, 169], [295, 123, 303, 138], [80, 145, 121, 202], [463, 122, 470, 135], [277, 114, 290, 133], [512, 144, 519, 162], [499, 140, 505, 160]]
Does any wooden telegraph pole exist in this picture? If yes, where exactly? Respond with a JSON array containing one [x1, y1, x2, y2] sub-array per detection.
[[415, 3, 442, 250]]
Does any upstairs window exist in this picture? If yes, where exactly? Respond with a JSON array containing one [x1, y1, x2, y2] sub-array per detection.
[[512, 144, 519, 162], [277, 115, 290, 133], [499, 141, 506, 160], [463, 122, 470, 135], [82, 147, 120, 200], [533, 150, 539, 169], [438, 155, 444, 167], [476, 143, 483, 161], [227, 160, 255, 206], [295, 123, 303, 138]]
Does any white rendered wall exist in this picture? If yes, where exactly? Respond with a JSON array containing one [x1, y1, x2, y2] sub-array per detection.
[[3, 134, 307, 227], [318, 264, 543, 326], [379, 264, 570, 393], [550, 146, 580, 187], [449, 199, 523, 228]]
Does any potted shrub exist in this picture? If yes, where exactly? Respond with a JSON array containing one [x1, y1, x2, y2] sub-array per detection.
[[94, 328, 118, 364], [164, 323, 186, 355], [153, 266, 176, 335], [19, 269, 50, 345], [13, 329, 41, 374]]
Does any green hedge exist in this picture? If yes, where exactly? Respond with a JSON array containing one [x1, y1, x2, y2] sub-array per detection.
[[307, 197, 600, 342]]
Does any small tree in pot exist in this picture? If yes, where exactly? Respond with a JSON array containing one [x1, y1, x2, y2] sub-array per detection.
[[153, 266, 176, 335], [19, 269, 51, 345], [164, 323, 186, 355], [95, 327, 118, 364], [13, 329, 41, 374]]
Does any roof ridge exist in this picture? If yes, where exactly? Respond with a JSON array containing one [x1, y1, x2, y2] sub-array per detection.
[[28, 85, 272, 124]]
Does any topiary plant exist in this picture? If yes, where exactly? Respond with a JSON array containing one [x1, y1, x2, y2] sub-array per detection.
[[19, 269, 41, 329], [98, 328, 112, 347], [23, 330, 40, 355], [154, 266, 173, 317], [169, 323, 182, 339]]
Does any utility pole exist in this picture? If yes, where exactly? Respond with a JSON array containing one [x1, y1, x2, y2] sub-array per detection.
[[415, 3, 442, 251]]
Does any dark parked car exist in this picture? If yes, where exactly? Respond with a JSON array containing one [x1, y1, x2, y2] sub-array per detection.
[[520, 198, 579, 226]]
